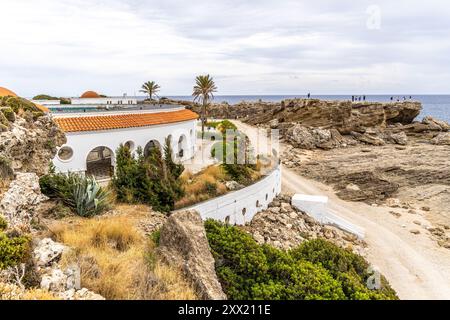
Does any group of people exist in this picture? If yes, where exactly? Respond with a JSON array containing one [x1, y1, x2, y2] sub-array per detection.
[[391, 96, 413, 102], [352, 95, 366, 102]]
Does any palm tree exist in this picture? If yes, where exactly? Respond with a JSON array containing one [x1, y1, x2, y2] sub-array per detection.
[[140, 81, 160, 101], [192, 74, 217, 137]]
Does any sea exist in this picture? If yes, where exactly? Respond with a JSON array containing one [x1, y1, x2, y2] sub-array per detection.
[[166, 95, 450, 123]]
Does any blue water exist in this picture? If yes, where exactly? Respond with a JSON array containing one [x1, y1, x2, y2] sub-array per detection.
[[167, 95, 450, 123]]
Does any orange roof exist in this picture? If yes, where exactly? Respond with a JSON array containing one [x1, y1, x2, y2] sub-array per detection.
[[54, 109, 199, 133], [0, 87, 18, 97], [0, 86, 49, 112], [81, 91, 100, 98]]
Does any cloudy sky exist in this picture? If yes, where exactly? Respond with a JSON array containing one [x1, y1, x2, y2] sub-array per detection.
[[1, 0, 450, 97]]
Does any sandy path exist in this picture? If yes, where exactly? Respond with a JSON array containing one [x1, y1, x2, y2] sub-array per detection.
[[233, 120, 450, 300]]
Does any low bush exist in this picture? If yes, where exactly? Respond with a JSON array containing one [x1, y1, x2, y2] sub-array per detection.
[[39, 173, 111, 217], [175, 166, 228, 209], [0, 216, 7, 231], [0, 107, 15, 122], [0, 232, 31, 270], [205, 220, 398, 300], [0, 156, 14, 181]]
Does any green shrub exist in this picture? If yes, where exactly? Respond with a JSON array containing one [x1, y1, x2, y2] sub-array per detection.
[[0, 216, 7, 231], [0, 232, 30, 270], [0, 107, 15, 122], [3, 97, 40, 114], [39, 172, 111, 217], [32, 94, 58, 100], [205, 220, 398, 300], [112, 138, 185, 213], [0, 156, 14, 180], [0, 112, 9, 127]]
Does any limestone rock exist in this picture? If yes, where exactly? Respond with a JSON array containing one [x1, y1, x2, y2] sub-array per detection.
[[225, 181, 244, 191], [158, 210, 227, 300], [431, 132, 450, 145], [0, 116, 66, 176], [422, 116, 450, 131], [33, 238, 67, 268], [0, 172, 48, 231]]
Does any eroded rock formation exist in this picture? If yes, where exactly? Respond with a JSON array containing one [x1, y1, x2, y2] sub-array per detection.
[[157, 210, 227, 300]]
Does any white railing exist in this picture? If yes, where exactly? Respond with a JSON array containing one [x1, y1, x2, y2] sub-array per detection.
[[178, 166, 282, 226]]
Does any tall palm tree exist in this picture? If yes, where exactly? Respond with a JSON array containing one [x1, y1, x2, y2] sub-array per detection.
[[192, 74, 217, 137], [140, 81, 160, 101]]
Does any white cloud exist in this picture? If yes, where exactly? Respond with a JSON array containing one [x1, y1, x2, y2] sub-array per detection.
[[1, 0, 449, 96]]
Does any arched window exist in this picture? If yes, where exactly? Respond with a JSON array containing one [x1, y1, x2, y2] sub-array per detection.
[[58, 146, 73, 161], [86, 146, 114, 179]]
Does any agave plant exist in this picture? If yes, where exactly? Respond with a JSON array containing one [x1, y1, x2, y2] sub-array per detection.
[[72, 175, 111, 217], [39, 172, 111, 218]]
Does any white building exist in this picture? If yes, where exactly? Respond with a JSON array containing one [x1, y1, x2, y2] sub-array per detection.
[[70, 91, 137, 105], [52, 108, 198, 180]]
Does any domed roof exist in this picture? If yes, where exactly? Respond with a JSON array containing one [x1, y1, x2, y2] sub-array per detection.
[[0, 87, 18, 97], [81, 91, 100, 98]]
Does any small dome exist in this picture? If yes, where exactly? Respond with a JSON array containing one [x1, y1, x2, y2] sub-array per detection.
[[0, 87, 18, 97], [81, 91, 100, 98]]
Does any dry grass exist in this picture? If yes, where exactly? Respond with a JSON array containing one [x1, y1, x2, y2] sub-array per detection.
[[176, 165, 229, 209], [0, 283, 59, 300], [51, 214, 197, 300]]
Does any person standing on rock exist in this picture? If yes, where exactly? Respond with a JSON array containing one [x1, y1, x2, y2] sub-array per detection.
[[307, 92, 311, 99]]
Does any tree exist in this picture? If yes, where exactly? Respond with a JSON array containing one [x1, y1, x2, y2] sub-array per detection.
[[192, 74, 217, 138], [140, 81, 161, 100]]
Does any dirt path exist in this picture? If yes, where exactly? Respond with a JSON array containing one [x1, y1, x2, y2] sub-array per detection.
[[233, 120, 450, 300]]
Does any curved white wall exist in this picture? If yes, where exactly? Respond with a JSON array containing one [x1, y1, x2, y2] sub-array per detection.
[[184, 166, 282, 225], [53, 119, 197, 173]]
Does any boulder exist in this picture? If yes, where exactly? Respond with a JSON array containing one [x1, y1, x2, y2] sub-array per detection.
[[157, 210, 227, 300], [0, 116, 66, 176], [431, 132, 450, 145], [225, 181, 244, 191], [422, 116, 450, 131], [0, 172, 48, 231], [33, 238, 67, 268]]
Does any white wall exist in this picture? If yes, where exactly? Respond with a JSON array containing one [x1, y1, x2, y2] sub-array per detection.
[[53, 119, 197, 173], [70, 97, 137, 105], [184, 166, 282, 225], [31, 99, 61, 105]]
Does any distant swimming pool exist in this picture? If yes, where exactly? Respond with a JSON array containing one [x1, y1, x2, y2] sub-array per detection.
[[49, 104, 182, 114]]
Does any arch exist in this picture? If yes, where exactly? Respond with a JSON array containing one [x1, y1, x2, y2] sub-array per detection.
[[144, 140, 162, 158], [86, 146, 114, 179], [225, 216, 231, 225], [256, 200, 260, 208], [265, 193, 269, 201], [124, 140, 135, 152], [177, 134, 188, 159], [242, 208, 247, 216]]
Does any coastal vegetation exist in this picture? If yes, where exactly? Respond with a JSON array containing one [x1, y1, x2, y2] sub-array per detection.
[[205, 220, 398, 300], [193, 74, 217, 137], [39, 172, 111, 218], [140, 81, 160, 101], [175, 166, 229, 209], [32, 94, 70, 104], [0, 219, 30, 270], [112, 139, 184, 212], [0, 96, 43, 120], [51, 211, 197, 300]]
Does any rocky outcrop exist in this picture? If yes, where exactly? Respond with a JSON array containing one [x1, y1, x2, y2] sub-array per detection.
[[431, 132, 450, 145], [285, 125, 345, 150], [201, 99, 422, 134], [32, 238, 104, 300], [0, 173, 47, 232], [158, 210, 227, 300], [243, 194, 367, 256], [0, 115, 66, 176]]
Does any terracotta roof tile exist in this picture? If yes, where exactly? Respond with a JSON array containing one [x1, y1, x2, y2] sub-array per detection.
[[54, 109, 199, 133]]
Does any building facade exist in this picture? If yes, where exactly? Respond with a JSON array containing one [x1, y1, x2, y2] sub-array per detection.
[[52, 109, 198, 180]]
